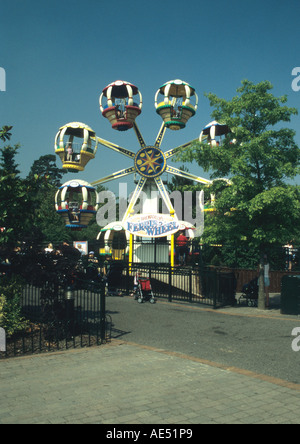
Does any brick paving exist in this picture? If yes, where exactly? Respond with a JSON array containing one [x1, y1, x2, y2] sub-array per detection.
[[1, 338, 300, 424]]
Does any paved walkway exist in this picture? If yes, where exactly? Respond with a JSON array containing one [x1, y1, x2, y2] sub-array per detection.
[[1, 334, 300, 424]]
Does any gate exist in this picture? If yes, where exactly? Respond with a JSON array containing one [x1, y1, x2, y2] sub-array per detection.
[[125, 264, 236, 308]]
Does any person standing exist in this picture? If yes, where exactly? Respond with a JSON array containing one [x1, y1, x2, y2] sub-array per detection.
[[66, 143, 73, 161], [176, 231, 189, 265]]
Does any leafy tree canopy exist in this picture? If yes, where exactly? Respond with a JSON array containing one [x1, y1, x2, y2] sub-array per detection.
[[175, 80, 300, 254], [0, 126, 13, 142], [27, 154, 66, 187]]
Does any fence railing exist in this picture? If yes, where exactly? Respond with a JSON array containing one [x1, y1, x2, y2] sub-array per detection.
[[2, 255, 296, 359], [106, 263, 237, 309], [230, 268, 300, 293], [0, 280, 109, 359]]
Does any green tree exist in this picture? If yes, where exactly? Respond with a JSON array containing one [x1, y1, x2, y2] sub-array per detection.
[[0, 143, 37, 246], [0, 130, 53, 247], [176, 80, 300, 265], [26, 154, 68, 243], [0, 277, 29, 336], [0, 125, 13, 142], [32, 182, 70, 244], [27, 154, 66, 187]]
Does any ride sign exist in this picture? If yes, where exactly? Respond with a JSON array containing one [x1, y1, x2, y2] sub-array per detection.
[[125, 213, 179, 238]]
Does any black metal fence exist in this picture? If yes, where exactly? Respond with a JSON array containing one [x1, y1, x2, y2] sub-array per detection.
[[0, 249, 237, 359], [0, 280, 110, 359], [106, 263, 237, 309]]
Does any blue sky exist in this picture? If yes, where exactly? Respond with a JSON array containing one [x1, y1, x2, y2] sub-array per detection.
[[1, 0, 300, 196]]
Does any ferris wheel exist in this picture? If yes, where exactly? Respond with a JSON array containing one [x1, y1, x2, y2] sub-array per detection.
[[54, 79, 231, 263]]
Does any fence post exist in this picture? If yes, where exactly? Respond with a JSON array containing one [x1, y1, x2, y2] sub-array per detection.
[[213, 268, 218, 309], [125, 263, 129, 295], [168, 265, 172, 302], [129, 234, 134, 273], [189, 268, 192, 302], [100, 282, 106, 343], [65, 287, 75, 334]]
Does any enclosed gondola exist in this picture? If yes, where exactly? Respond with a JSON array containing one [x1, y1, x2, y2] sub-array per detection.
[[99, 80, 142, 131], [199, 120, 230, 147], [55, 122, 98, 172], [154, 79, 198, 130], [55, 180, 99, 230]]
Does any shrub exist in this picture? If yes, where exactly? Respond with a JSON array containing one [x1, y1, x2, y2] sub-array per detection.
[[0, 294, 5, 327], [0, 278, 29, 336]]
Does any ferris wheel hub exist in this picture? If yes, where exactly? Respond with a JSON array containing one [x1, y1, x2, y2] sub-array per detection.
[[134, 146, 166, 178]]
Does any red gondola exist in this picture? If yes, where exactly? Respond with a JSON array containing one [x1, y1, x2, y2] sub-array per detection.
[[99, 80, 142, 131]]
